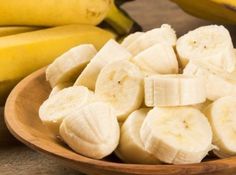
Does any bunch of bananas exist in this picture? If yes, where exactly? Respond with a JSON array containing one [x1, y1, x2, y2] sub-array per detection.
[[0, 0, 140, 105], [171, 0, 236, 24]]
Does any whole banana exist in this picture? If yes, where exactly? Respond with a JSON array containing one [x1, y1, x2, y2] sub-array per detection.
[[0, 0, 111, 26], [171, 0, 236, 24], [0, 26, 39, 37], [0, 25, 114, 105]]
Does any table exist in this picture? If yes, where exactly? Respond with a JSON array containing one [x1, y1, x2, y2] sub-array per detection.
[[1, 0, 236, 174]]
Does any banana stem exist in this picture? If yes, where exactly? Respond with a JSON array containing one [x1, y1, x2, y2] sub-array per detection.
[[104, 2, 135, 35]]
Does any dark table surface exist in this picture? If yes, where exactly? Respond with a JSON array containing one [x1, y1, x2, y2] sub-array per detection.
[[1, 0, 236, 174]]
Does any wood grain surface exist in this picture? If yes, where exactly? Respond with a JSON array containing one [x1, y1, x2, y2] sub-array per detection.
[[1, 0, 236, 174]]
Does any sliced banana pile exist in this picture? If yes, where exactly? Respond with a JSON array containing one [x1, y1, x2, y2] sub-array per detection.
[[39, 24, 236, 164]]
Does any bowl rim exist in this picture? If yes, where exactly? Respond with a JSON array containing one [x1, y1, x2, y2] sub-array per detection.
[[4, 67, 236, 174]]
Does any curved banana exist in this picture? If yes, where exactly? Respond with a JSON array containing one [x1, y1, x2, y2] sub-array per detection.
[[212, 0, 236, 7], [0, 0, 111, 26], [140, 106, 213, 164], [171, 0, 236, 24], [0, 26, 39, 37], [0, 25, 114, 105]]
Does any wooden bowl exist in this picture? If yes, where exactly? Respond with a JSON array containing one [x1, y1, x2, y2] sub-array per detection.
[[4, 67, 236, 175]]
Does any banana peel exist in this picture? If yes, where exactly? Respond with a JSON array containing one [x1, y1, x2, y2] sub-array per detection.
[[0, 26, 41, 37], [171, 0, 236, 24], [0, 25, 114, 106]]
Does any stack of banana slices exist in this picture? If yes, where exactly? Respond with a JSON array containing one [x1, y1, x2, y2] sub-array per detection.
[[39, 24, 236, 165]]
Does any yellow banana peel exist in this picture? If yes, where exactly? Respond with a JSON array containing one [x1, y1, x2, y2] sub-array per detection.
[[0, 25, 114, 105], [171, 0, 236, 24], [0, 26, 40, 37], [0, 0, 111, 26], [212, 0, 236, 7]]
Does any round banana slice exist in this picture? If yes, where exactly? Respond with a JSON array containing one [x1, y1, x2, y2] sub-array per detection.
[[116, 108, 161, 164], [144, 74, 206, 107], [127, 24, 177, 55], [176, 25, 235, 72], [46, 44, 97, 87], [95, 60, 144, 121], [121, 32, 144, 48], [204, 96, 236, 158], [140, 107, 213, 164], [74, 39, 131, 90], [132, 43, 179, 74], [60, 102, 120, 159], [39, 86, 93, 135]]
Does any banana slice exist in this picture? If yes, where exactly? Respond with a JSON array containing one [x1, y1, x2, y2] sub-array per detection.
[[140, 107, 213, 164], [95, 60, 143, 121], [184, 62, 236, 101], [39, 86, 93, 135], [121, 32, 144, 48], [176, 25, 236, 72], [132, 43, 179, 74], [60, 102, 120, 159], [204, 96, 236, 158], [127, 24, 177, 55], [117, 108, 161, 164], [74, 39, 131, 90], [46, 44, 97, 87], [144, 74, 206, 107], [49, 82, 73, 98]]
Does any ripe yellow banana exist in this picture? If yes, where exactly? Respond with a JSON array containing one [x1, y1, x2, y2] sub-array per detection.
[[0, 0, 111, 26], [212, 0, 236, 9], [0, 26, 39, 37], [0, 25, 114, 105], [171, 0, 236, 24]]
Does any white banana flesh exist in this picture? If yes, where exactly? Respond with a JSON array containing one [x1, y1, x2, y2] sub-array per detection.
[[59, 102, 120, 159], [46, 44, 97, 87], [140, 107, 213, 164], [49, 82, 73, 98], [95, 60, 144, 121], [127, 24, 177, 56], [176, 25, 236, 72], [116, 108, 160, 164], [144, 74, 206, 107], [39, 86, 93, 135], [74, 39, 132, 90], [184, 62, 236, 101], [132, 43, 179, 74], [204, 96, 236, 158], [121, 32, 144, 48]]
